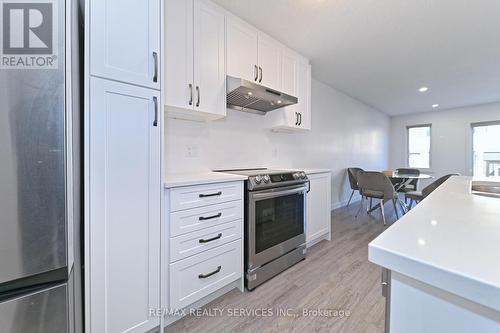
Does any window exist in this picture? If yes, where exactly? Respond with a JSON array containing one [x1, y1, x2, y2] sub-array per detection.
[[407, 124, 431, 169], [472, 121, 500, 178]]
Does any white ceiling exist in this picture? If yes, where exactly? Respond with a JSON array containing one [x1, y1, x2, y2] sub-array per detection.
[[213, 0, 500, 116]]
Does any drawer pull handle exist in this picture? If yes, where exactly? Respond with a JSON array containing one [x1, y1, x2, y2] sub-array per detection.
[[199, 233, 223, 244], [199, 213, 222, 221], [199, 191, 222, 198], [198, 266, 222, 279]]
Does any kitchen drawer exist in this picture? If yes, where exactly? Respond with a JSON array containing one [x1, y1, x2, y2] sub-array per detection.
[[170, 220, 242, 262], [170, 200, 243, 237], [170, 181, 243, 212], [169, 240, 242, 309]]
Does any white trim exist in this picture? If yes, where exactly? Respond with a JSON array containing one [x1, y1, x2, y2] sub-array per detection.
[[83, 0, 91, 331]]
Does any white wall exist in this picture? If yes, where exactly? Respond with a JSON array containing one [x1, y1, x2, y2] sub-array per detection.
[[389, 102, 500, 187], [165, 79, 390, 209]]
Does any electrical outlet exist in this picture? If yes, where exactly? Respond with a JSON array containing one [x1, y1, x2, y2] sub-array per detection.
[[186, 145, 199, 158]]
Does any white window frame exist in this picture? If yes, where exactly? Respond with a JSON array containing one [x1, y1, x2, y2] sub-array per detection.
[[470, 120, 500, 177], [406, 124, 432, 170]]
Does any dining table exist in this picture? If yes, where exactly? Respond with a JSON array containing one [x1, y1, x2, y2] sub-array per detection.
[[367, 171, 434, 215]]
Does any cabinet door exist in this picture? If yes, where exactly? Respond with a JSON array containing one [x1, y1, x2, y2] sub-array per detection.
[[257, 34, 282, 90], [226, 17, 258, 82], [193, 0, 226, 117], [297, 61, 312, 129], [281, 52, 297, 96], [89, 78, 161, 333], [306, 173, 331, 245], [165, 0, 194, 110], [91, 0, 160, 89], [279, 51, 298, 129]]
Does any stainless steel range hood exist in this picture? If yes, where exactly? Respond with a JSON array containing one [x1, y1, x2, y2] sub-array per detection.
[[226, 76, 298, 114]]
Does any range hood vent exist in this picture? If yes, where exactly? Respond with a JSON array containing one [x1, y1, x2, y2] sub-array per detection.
[[226, 76, 298, 114]]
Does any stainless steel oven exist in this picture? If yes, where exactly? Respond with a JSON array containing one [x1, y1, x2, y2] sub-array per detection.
[[219, 169, 309, 290], [248, 183, 307, 269]]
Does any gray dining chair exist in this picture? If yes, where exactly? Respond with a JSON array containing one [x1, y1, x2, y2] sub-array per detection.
[[355, 171, 401, 225], [396, 168, 420, 192], [346, 167, 364, 207], [405, 174, 459, 207]]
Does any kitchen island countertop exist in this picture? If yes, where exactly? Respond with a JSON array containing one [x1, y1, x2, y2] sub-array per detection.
[[369, 176, 500, 311]]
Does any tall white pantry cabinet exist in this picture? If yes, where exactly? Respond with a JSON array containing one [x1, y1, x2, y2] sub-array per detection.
[[85, 0, 163, 332]]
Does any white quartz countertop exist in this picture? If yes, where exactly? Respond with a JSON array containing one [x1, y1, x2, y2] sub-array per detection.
[[301, 168, 332, 175], [277, 168, 332, 175], [369, 176, 500, 311], [164, 172, 247, 188]]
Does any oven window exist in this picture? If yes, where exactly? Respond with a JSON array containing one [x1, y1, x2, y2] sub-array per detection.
[[255, 192, 304, 254]]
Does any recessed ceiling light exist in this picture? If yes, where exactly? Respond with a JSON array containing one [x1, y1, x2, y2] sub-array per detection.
[[432, 104, 439, 108], [419, 86, 429, 93]]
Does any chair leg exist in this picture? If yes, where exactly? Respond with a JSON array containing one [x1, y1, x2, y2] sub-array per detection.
[[355, 196, 364, 218], [399, 200, 407, 215], [380, 199, 386, 225], [367, 197, 373, 213], [392, 199, 399, 219], [409, 199, 414, 208], [346, 190, 355, 207]]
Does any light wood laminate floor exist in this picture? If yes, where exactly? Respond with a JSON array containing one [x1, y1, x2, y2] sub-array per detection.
[[167, 202, 397, 333]]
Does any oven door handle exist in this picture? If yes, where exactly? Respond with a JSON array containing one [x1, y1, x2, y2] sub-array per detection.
[[250, 185, 308, 200]]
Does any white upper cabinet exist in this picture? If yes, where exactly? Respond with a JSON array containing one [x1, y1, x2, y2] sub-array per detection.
[[90, 0, 160, 89], [165, 0, 194, 110], [281, 51, 297, 96], [89, 77, 161, 333], [296, 60, 312, 130], [257, 34, 282, 90], [165, 0, 226, 121], [226, 17, 259, 82], [226, 20, 282, 91], [193, 0, 226, 117], [266, 52, 311, 132]]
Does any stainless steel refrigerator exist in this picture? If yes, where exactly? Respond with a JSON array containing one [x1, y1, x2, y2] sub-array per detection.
[[0, 0, 82, 332]]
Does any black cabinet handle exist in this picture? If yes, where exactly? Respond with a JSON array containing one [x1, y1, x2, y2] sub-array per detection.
[[199, 191, 222, 198], [198, 266, 222, 279], [196, 86, 200, 107], [152, 52, 158, 83], [298, 113, 302, 126], [199, 212, 222, 221], [153, 96, 158, 127], [199, 233, 223, 244], [254, 65, 258, 81], [259, 66, 263, 82], [188, 84, 193, 105]]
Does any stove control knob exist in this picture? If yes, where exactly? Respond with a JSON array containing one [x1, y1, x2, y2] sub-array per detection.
[[293, 173, 300, 180], [263, 175, 270, 183], [300, 172, 307, 179], [254, 175, 263, 184]]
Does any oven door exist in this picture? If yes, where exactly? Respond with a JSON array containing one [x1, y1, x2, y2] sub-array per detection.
[[248, 184, 307, 270]]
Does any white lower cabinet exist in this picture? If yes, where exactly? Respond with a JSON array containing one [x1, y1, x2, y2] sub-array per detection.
[[170, 240, 242, 309], [88, 78, 161, 332], [164, 181, 244, 323], [306, 172, 332, 247], [170, 220, 242, 262]]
